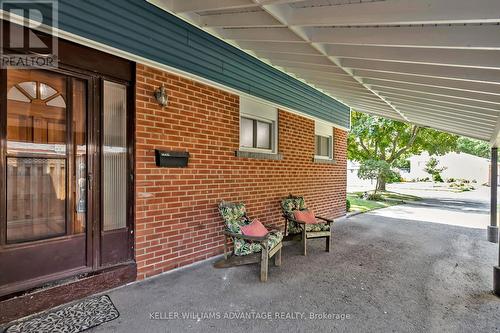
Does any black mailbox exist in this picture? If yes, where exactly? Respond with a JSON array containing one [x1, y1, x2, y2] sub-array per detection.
[[155, 150, 189, 168]]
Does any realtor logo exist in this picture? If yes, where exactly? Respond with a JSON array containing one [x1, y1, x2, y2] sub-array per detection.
[[0, 0, 58, 68]]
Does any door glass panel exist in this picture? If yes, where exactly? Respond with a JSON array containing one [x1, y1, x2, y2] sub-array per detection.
[[6, 157, 66, 242], [17, 81, 36, 99], [103, 81, 127, 231], [47, 95, 66, 108], [6, 70, 68, 242], [5, 69, 87, 243], [7, 86, 30, 102], [39, 83, 57, 100]]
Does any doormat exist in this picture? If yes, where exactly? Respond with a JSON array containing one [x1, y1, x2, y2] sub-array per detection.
[[3, 295, 119, 333]]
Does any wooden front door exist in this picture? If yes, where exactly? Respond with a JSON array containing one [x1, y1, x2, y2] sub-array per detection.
[[0, 68, 92, 295]]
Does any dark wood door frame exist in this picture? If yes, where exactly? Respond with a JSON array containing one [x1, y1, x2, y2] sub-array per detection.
[[98, 76, 136, 267], [0, 20, 136, 299], [0, 67, 95, 296], [91, 75, 101, 270], [0, 69, 6, 247]]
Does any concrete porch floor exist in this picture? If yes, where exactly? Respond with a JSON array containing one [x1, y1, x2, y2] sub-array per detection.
[[82, 189, 500, 333]]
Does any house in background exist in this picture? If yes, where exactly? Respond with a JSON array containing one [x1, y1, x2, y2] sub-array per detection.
[[407, 152, 490, 184], [347, 160, 375, 191], [348, 151, 494, 191]]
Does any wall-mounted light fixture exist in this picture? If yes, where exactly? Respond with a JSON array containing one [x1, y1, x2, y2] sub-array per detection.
[[154, 83, 168, 107]]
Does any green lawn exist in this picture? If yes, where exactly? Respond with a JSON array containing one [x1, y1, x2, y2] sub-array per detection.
[[347, 191, 421, 213]]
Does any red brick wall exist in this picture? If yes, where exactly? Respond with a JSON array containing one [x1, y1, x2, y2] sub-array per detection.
[[135, 64, 347, 280]]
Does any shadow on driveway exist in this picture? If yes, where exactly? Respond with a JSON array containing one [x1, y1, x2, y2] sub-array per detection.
[[86, 209, 499, 333], [409, 197, 489, 215]]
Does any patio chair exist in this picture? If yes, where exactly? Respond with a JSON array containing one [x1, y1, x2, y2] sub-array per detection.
[[217, 201, 283, 282], [281, 195, 334, 256]]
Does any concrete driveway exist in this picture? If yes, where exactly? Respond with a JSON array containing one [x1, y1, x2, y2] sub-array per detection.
[[87, 187, 499, 333], [373, 183, 492, 229]]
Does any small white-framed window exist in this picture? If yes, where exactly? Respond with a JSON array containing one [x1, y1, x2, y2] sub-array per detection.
[[241, 117, 273, 150], [239, 97, 277, 153], [315, 135, 332, 158], [315, 121, 334, 160]]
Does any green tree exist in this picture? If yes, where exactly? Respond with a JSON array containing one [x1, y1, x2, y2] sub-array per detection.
[[456, 137, 490, 158], [348, 111, 458, 191], [424, 157, 447, 182], [357, 160, 397, 195]]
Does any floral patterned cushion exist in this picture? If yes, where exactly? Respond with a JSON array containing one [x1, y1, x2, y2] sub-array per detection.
[[218, 201, 283, 256], [304, 223, 330, 232], [281, 195, 330, 234], [281, 196, 306, 234], [233, 230, 283, 256], [218, 201, 250, 234]]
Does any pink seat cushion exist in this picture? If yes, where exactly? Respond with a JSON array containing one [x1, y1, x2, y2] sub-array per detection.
[[293, 210, 317, 224], [240, 219, 269, 237]]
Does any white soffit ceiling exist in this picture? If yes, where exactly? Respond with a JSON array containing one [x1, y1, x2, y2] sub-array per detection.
[[149, 0, 500, 145]]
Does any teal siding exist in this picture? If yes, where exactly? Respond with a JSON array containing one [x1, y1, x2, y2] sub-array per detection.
[[45, 0, 350, 127]]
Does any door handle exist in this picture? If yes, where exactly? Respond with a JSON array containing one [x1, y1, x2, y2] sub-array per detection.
[[77, 164, 88, 213], [88, 172, 93, 190]]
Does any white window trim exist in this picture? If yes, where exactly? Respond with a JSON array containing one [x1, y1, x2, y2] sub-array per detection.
[[239, 97, 278, 154], [239, 114, 277, 154], [315, 121, 334, 160], [315, 134, 333, 160]]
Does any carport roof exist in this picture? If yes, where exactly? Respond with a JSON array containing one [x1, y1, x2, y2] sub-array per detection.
[[150, 0, 500, 145]]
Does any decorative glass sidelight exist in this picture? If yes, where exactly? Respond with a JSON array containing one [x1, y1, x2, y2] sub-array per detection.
[[102, 81, 127, 231]]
